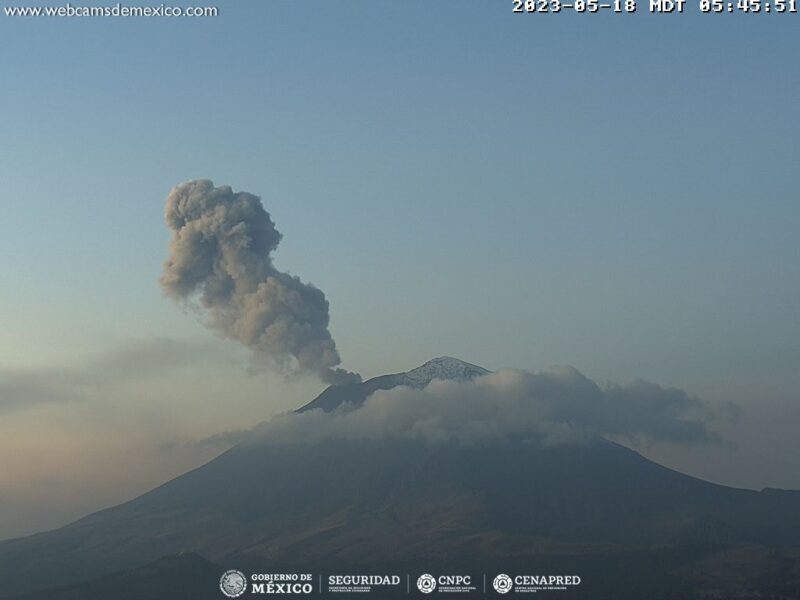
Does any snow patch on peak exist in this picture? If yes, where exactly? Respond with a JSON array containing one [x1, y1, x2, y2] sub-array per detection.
[[399, 356, 490, 388]]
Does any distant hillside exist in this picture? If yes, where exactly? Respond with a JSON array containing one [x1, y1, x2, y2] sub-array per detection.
[[11, 553, 220, 600], [1, 358, 799, 599]]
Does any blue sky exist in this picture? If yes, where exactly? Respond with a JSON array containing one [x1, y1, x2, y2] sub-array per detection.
[[0, 1, 798, 537]]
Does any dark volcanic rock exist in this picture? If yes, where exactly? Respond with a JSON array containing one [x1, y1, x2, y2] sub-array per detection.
[[0, 358, 798, 599]]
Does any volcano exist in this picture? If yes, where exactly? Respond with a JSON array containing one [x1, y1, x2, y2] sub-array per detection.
[[1, 358, 799, 599]]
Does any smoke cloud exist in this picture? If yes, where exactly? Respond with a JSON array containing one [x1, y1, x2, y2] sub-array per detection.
[[225, 366, 721, 448], [160, 180, 359, 384]]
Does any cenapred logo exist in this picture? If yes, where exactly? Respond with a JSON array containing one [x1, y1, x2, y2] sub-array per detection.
[[417, 573, 437, 594], [220, 569, 248, 598], [493, 573, 513, 594]]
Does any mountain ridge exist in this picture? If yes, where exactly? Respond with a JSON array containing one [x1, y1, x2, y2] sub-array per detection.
[[297, 356, 490, 413], [0, 357, 799, 598]]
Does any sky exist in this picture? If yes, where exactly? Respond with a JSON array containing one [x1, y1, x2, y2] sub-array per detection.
[[0, 0, 799, 540]]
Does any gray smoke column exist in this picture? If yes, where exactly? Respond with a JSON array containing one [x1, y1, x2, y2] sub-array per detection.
[[160, 179, 360, 385]]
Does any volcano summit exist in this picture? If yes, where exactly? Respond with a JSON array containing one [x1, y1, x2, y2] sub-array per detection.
[[0, 358, 798, 599]]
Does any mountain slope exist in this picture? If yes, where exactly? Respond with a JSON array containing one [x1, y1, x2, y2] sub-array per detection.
[[297, 356, 489, 413], [11, 553, 220, 600], [0, 358, 799, 598]]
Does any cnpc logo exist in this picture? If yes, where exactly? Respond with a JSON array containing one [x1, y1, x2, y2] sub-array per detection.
[[417, 574, 473, 593], [438, 575, 471, 586]]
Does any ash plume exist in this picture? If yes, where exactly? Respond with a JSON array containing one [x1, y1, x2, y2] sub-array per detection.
[[160, 179, 359, 385]]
